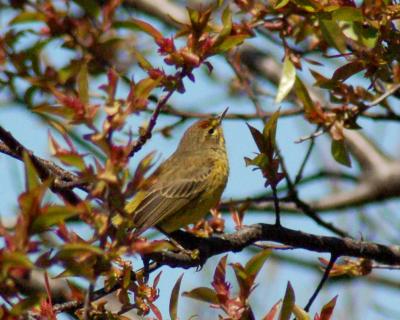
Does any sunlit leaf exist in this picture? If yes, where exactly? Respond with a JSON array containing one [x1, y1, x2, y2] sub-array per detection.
[[132, 48, 153, 70], [319, 18, 346, 53], [3, 251, 34, 270], [276, 57, 296, 103], [135, 77, 162, 99], [245, 249, 271, 277], [10, 12, 45, 25], [263, 109, 280, 152], [294, 77, 314, 116], [293, 304, 310, 320], [57, 243, 103, 259], [220, 6, 232, 38], [272, 0, 290, 9], [31, 205, 79, 233], [216, 34, 249, 53], [332, 7, 363, 22], [23, 151, 40, 191], [182, 287, 219, 304], [169, 273, 184, 320], [292, 0, 320, 12]]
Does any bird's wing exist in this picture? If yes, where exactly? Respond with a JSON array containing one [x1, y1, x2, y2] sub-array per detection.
[[132, 166, 211, 235]]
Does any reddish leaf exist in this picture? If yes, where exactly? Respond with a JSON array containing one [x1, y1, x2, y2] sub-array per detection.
[[331, 61, 364, 82], [319, 296, 338, 320], [130, 18, 163, 41], [246, 124, 265, 153], [169, 273, 184, 320], [263, 299, 282, 320], [212, 255, 230, 303]]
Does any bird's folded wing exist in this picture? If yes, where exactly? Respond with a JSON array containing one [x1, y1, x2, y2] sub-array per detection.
[[132, 168, 210, 235]]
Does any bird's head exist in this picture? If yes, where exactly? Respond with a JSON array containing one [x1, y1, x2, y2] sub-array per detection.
[[177, 108, 228, 152]]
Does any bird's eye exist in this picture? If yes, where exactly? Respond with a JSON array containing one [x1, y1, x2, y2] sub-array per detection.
[[208, 128, 215, 135]]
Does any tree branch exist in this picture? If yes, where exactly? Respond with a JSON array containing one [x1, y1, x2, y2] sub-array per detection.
[[145, 224, 400, 269], [0, 127, 82, 204]]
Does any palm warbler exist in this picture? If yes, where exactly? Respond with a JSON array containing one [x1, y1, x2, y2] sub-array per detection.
[[125, 108, 229, 236]]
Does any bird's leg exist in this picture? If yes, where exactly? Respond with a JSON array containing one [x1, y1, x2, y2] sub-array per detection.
[[157, 227, 200, 259], [141, 256, 150, 283]]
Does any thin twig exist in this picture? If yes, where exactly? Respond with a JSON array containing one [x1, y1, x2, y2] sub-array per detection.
[[277, 148, 352, 238], [129, 90, 175, 157], [304, 254, 338, 312], [295, 129, 325, 144], [83, 282, 95, 320], [294, 136, 316, 185]]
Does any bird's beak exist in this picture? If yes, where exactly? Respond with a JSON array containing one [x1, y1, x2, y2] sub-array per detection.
[[217, 107, 229, 125]]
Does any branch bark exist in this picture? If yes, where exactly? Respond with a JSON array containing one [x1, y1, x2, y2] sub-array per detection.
[[146, 224, 400, 269]]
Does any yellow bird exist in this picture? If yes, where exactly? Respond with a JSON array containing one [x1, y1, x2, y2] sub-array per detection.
[[125, 108, 229, 236]]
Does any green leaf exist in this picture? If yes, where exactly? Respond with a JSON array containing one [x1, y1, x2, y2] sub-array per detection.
[[331, 140, 351, 167], [263, 109, 280, 152], [169, 274, 184, 320], [319, 18, 347, 53], [294, 77, 314, 115], [245, 249, 271, 277], [135, 77, 162, 99], [23, 151, 40, 191], [216, 34, 249, 53], [10, 12, 45, 25], [279, 282, 295, 320], [57, 153, 86, 170], [353, 22, 378, 48], [244, 153, 267, 168], [10, 296, 41, 316], [3, 251, 34, 270], [31, 205, 79, 233], [220, 6, 232, 38], [132, 48, 153, 70], [275, 57, 296, 103], [332, 7, 363, 22], [182, 287, 219, 304], [57, 243, 103, 259], [292, 0, 320, 12], [272, 0, 290, 9], [77, 62, 89, 104]]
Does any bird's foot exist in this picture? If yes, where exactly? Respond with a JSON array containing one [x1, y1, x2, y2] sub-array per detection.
[[168, 237, 199, 259]]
